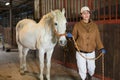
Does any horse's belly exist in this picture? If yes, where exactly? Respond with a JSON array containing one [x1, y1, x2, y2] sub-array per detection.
[[19, 36, 36, 49], [21, 41, 36, 49]]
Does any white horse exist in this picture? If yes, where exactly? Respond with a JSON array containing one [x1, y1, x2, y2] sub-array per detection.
[[16, 9, 67, 80]]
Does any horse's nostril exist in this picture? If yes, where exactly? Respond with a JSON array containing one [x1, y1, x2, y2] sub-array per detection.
[[59, 40, 63, 44], [59, 40, 67, 46], [59, 40, 62, 44], [64, 40, 67, 45]]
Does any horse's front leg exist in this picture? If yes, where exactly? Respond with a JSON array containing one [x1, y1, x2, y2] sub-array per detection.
[[39, 49, 45, 80], [46, 49, 54, 80]]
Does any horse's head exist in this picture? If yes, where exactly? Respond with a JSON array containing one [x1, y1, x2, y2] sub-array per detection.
[[51, 8, 67, 46]]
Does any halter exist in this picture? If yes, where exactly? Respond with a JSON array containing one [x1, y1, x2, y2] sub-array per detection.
[[54, 29, 66, 37], [53, 29, 67, 46]]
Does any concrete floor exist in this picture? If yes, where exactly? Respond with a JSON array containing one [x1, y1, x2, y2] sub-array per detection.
[[0, 43, 100, 80]]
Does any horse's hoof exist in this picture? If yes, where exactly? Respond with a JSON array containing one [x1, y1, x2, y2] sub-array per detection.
[[24, 71, 29, 73], [20, 72, 25, 75]]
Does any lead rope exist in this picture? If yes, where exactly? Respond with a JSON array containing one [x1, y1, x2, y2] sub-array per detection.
[[72, 36, 104, 80], [102, 54, 104, 80]]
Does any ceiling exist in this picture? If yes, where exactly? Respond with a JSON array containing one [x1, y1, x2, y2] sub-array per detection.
[[0, 0, 33, 13]]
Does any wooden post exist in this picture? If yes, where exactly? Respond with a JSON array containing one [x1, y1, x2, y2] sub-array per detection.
[[9, 0, 13, 47], [34, 0, 41, 20]]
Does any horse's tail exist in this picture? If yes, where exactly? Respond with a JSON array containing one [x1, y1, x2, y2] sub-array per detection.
[[16, 21, 21, 44], [16, 19, 26, 42], [16, 20, 24, 32], [16, 20, 24, 44]]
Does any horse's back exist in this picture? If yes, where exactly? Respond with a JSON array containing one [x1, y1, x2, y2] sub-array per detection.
[[16, 19, 36, 31]]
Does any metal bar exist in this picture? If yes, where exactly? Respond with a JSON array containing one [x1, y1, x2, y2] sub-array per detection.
[[54, 0, 56, 9], [91, 0, 94, 20], [43, 0, 45, 15], [44, 0, 46, 14], [109, 0, 111, 20], [47, 0, 49, 12], [98, 0, 100, 20], [64, 0, 67, 18], [70, 0, 74, 21], [91, 0, 93, 9], [83, 0, 85, 6], [103, 0, 106, 20], [88, 0, 92, 8], [39, 0, 42, 18], [67, 0, 69, 21], [76, 0, 78, 21], [46, 0, 47, 13], [52, 0, 54, 10], [59, 0, 61, 9], [51, 0, 52, 10], [116, 0, 118, 19], [94, 0, 97, 20], [59, 0, 60, 9], [80, 0, 81, 8], [79, 0, 81, 21], [73, 0, 75, 21], [60, 0, 63, 9], [69, 0, 71, 22], [57, 0, 59, 9]]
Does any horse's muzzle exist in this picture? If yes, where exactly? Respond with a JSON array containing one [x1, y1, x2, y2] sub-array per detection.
[[59, 40, 67, 46]]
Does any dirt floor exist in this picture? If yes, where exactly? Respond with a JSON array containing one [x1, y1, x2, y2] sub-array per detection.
[[0, 43, 100, 80]]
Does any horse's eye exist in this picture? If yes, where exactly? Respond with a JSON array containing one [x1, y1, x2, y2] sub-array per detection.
[[54, 23, 57, 26]]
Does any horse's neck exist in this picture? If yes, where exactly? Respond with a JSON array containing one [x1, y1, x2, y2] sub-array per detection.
[[37, 22, 51, 33], [37, 22, 57, 44]]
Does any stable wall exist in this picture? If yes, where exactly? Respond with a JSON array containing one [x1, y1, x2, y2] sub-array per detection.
[[52, 23, 120, 80], [97, 23, 120, 80]]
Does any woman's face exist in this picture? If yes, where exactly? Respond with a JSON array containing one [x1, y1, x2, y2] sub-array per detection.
[[81, 10, 90, 21]]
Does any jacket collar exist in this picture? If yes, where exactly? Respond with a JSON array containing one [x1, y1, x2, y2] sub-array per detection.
[[81, 19, 93, 26]]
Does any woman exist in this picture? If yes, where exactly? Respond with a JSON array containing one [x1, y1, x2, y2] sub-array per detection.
[[67, 6, 106, 80]]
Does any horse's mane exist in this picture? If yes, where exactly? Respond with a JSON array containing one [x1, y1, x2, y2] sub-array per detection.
[[38, 12, 58, 43]]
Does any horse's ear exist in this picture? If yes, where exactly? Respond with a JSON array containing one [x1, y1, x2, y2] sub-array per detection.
[[51, 10, 56, 16], [62, 8, 65, 15]]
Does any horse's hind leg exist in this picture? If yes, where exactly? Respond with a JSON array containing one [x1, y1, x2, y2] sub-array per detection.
[[18, 44, 24, 74], [18, 45, 29, 74], [46, 49, 53, 80], [22, 48, 29, 73]]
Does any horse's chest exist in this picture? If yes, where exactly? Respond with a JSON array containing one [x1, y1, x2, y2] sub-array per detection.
[[41, 37, 55, 48], [41, 42, 55, 50], [41, 34, 52, 42]]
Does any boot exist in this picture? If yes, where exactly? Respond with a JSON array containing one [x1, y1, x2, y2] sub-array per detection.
[[86, 73, 92, 80]]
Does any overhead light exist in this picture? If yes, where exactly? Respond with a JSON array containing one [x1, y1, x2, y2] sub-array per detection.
[[5, 2, 10, 6]]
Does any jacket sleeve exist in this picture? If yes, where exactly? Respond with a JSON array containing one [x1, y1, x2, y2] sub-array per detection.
[[95, 26, 104, 50], [72, 23, 78, 40]]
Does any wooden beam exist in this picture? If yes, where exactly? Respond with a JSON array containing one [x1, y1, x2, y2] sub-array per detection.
[[0, 7, 9, 10], [95, 19, 120, 24]]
